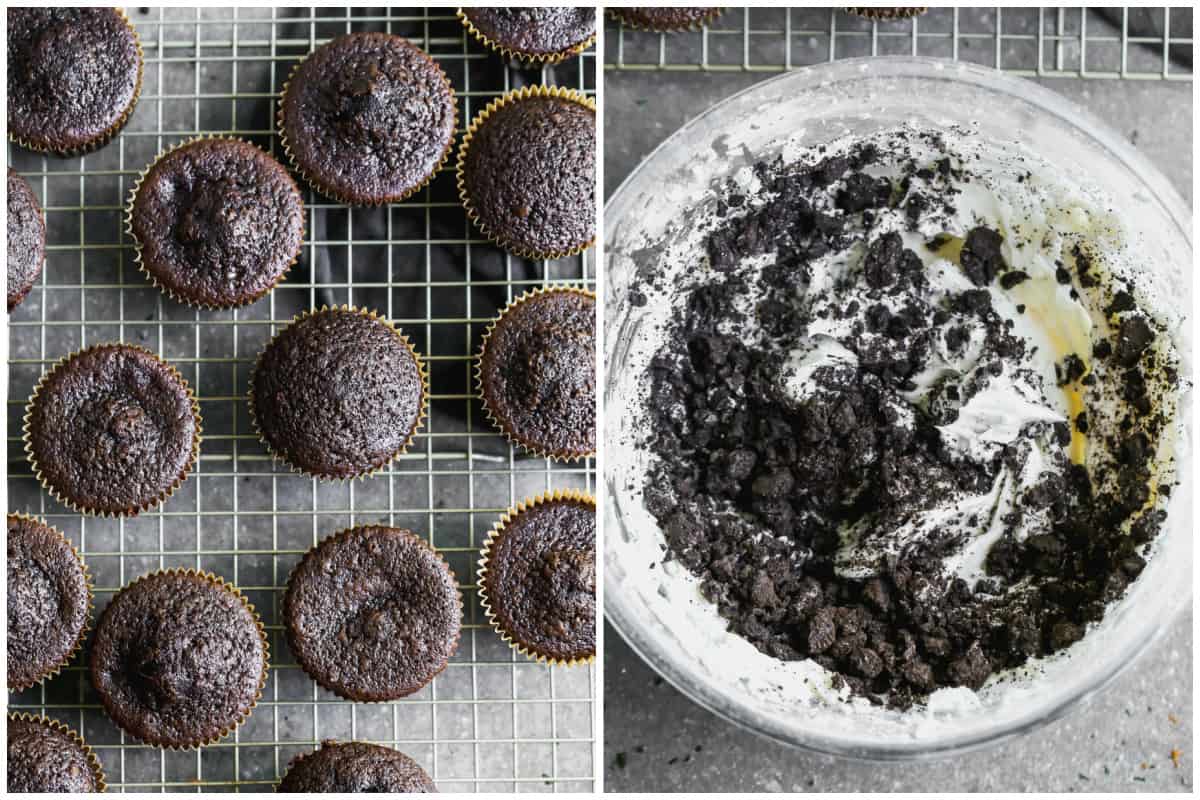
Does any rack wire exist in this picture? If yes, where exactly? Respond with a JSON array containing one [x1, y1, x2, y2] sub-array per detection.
[[605, 6, 1193, 79], [6, 7, 596, 793]]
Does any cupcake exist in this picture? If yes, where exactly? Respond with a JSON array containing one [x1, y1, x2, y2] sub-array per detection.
[[7, 514, 92, 692], [7, 713, 106, 793], [278, 741, 437, 793], [845, 8, 928, 20], [23, 343, 201, 517], [479, 490, 596, 664], [279, 32, 457, 205], [608, 7, 722, 31], [477, 287, 596, 460], [456, 85, 596, 259], [284, 526, 462, 701], [7, 168, 45, 312], [90, 569, 268, 749], [249, 306, 427, 480], [7, 8, 143, 155], [127, 137, 304, 309], [459, 7, 597, 65]]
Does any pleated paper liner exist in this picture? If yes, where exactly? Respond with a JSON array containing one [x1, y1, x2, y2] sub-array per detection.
[[607, 7, 724, 33], [22, 343, 202, 518], [282, 525, 464, 702], [455, 85, 597, 261], [7, 712, 108, 792], [478, 489, 597, 666], [845, 7, 929, 20], [8, 7, 144, 157], [277, 33, 457, 206], [125, 135, 304, 310], [457, 8, 598, 67], [476, 285, 597, 462], [246, 305, 429, 482], [89, 568, 269, 750], [6, 513, 94, 693]]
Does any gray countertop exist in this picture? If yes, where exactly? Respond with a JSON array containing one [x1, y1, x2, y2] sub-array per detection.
[[602, 10, 1192, 794]]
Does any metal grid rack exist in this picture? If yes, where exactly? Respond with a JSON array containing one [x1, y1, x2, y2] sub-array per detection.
[[605, 6, 1193, 79], [7, 7, 595, 793]]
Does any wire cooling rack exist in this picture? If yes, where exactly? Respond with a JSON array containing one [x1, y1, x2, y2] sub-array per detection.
[[605, 6, 1193, 79], [6, 7, 595, 793]]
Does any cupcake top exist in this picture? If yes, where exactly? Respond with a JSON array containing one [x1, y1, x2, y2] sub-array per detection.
[[7, 7, 142, 154], [130, 137, 304, 308], [280, 32, 456, 205], [24, 343, 200, 516], [479, 288, 596, 459], [7, 514, 91, 691], [7, 714, 103, 793], [609, 7, 722, 31], [7, 168, 45, 312], [284, 526, 461, 701], [462, 7, 596, 60], [250, 307, 425, 479], [278, 741, 437, 793], [459, 89, 595, 259], [90, 570, 266, 749], [481, 494, 596, 663]]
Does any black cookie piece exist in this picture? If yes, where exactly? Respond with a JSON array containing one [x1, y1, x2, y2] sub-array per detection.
[[283, 526, 462, 701], [478, 288, 596, 459], [24, 343, 200, 516], [130, 138, 303, 308], [7, 714, 104, 793], [278, 741, 436, 793], [7, 515, 91, 691], [250, 307, 426, 479], [960, 226, 1006, 286], [609, 7, 722, 31], [481, 494, 596, 663], [459, 89, 596, 258], [7, 168, 44, 312], [8, 8, 142, 155], [90, 570, 266, 749], [461, 7, 595, 62], [279, 32, 456, 205]]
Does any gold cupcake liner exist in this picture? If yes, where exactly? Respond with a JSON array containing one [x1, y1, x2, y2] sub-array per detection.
[[8, 712, 108, 791], [476, 285, 597, 462], [247, 305, 430, 482], [607, 7, 724, 33], [282, 526, 464, 702], [91, 567, 269, 750], [456, 8, 598, 67], [6, 513, 94, 693], [477, 489, 597, 667], [845, 7, 929, 20], [22, 343, 203, 518], [455, 84, 597, 261], [8, 7, 144, 157], [277, 35, 458, 207], [124, 134, 305, 310]]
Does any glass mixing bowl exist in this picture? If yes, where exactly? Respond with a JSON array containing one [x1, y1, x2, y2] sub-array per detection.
[[604, 57, 1193, 759]]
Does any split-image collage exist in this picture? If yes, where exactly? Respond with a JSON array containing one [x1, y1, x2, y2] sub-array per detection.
[[3, 4, 1194, 795]]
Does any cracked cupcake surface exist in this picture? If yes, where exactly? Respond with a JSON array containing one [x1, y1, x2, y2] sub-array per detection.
[[630, 127, 1182, 708], [7, 168, 44, 312]]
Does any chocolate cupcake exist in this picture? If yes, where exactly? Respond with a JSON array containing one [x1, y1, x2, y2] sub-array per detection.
[[279, 32, 456, 205], [249, 306, 427, 480], [457, 86, 595, 260], [278, 741, 437, 793], [7, 168, 45, 312], [479, 490, 596, 664], [608, 7, 722, 31], [7, 514, 92, 692], [7, 713, 105, 793], [284, 526, 462, 701], [845, 7, 928, 20], [23, 343, 201, 517], [128, 137, 304, 309], [7, 8, 143, 155], [477, 287, 596, 460], [459, 7, 596, 65], [90, 569, 268, 749]]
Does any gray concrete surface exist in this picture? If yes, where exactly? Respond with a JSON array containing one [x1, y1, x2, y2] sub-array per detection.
[[602, 8, 1192, 794]]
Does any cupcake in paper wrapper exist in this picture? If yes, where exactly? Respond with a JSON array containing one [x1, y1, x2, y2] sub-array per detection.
[[458, 7, 597, 66], [608, 7, 723, 32], [7, 713, 107, 792], [845, 7, 929, 20]]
